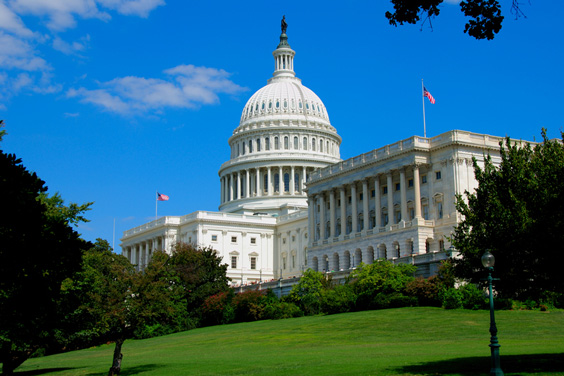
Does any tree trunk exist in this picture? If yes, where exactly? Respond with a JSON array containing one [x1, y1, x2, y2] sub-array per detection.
[[107, 338, 124, 376]]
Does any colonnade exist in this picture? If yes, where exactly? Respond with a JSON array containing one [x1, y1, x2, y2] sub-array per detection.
[[230, 133, 339, 159], [220, 165, 315, 204], [309, 164, 430, 242]]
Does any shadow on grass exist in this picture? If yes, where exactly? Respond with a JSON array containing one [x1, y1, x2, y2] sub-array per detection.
[[392, 353, 564, 375], [15, 368, 79, 375], [83, 364, 161, 376]]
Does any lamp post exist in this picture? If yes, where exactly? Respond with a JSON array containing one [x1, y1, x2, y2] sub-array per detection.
[[481, 250, 504, 376]]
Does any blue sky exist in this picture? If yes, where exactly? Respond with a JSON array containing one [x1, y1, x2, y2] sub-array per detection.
[[1, 1, 563, 251]]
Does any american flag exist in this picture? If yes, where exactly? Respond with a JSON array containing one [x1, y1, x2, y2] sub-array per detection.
[[157, 192, 169, 201], [423, 87, 436, 104]]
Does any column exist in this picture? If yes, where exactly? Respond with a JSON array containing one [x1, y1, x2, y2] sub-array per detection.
[[362, 179, 369, 231], [236, 171, 241, 200], [290, 165, 295, 195], [329, 189, 336, 239], [351, 183, 357, 233], [319, 194, 325, 240], [302, 166, 307, 192], [413, 164, 422, 218], [229, 174, 234, 202], [220, 176, 224, 204], [308, 196, 315, 245], [256, 168, 262, 197], [387, 172, 394, 225], [267, 167, 272, 196], [400, 168, 408, 222], [340, 187, 346, 236], [374, 176, 381, 229], [245, 169, 250, 198]]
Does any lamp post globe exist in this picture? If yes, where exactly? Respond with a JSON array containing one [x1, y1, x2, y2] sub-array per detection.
[[482, 250, 495, 269]]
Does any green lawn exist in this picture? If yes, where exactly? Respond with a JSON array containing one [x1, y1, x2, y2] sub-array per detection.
[[12, 307, 564, 375]]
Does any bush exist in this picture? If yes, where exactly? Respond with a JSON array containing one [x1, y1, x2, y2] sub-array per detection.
[[372, 292, 416, 309], [201, 291, 234, 326], [287, 269, 326, 315], [262, 301, 303, 320], [405, 276, 443, 307], [459, 283, 486, 310], [321, 284, 356, 314], [441, 288, 463, 309], [232, 289, 266, 322]]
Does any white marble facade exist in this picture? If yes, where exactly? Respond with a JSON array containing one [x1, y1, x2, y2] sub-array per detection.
[[121, 26, 505, 283]]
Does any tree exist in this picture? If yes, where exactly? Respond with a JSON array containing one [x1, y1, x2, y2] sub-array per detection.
[[61, 239, 137, 376], [451, 130, 564, 303], [287, 269, 327, 315], [0, 134, 92, 375], [385, 0, 526, 40]]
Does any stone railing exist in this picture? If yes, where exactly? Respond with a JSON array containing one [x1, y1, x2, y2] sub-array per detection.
[[123, 216, 181, 237]]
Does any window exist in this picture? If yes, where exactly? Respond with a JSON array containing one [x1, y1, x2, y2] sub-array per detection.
[[422, 175, 427, 184], [319, 140, 323, 152], [264, 174, 268, 193], [436, 171, 442, 180], [275, 137, 279, 150], [274, 173, 280, 192], [294, 136, 298, 150], [423, 205, 429, 220], [299, 101, 303, 109], [326, 221, 330, 238], [346, 216, 352, 234], [249, 140, 253, 153], [283, 238, 286, 244], [292, 235, 295, 242], [312, 138, 316, 151], [250, 257, 257, 270], [395, 183, 401, 191], [439, 240, 445, 251], [231, 256, 237, 269], [382, 186, 388, 195], [371, 189, 375, 198], [250, 237, 256, 244], [231, 236, 237, 243], [359, 193, 363, 201], [265, 137, 270, 150], [242, 142, 245, 155], [284, 173, 290, 192], [408, 179, 414, 188], [348, 196, 351, 204], [336, 218, 341, 236], [212, 235, 218, 242], [437, 202, 443, 219], [294, 173, 299, 192], [256, 139, 261, 152], [292, 254, 295, 269], [284, 136, 289, 150], [303, 137, 308, 150], [358, 214, 364, 232]]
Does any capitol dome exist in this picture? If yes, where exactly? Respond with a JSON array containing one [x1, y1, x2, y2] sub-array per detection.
[[218, 26, 342, 215]]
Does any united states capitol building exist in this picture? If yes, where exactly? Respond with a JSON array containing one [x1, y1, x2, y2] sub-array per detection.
[[121, 24, 504, 285]]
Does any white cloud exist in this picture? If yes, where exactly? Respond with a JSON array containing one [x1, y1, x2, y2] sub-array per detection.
[[97, 0, 165, 18], [67, 65, 248, 115], [0, 31, 50, 71], [52, 34, 90, 55], [0, 1, 33, 37]]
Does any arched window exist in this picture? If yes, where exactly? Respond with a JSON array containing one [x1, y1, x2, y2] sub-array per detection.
[[237, 144, 240, 156], [284, 173, 289, 192], [303, 137, 308, 150], [249, 140, 253, 153], [346, 216, 352, 235], [294, 173, 299, 192], [275, 137, 279, 150], [261, 102, 265, 110], [264, 173, 268, 193], [358, 213, 364, 232], [336, 218, 341, 236], [284, 136, 289, 150], [326, 141, 329, 153], [326, 221, 331, 238], [312, 138, 316, 151], [319, 139, 323, 152], [370, 210, 375, 229], [294, 136, 298, 150], [256, 138, 261, 152], [274, 173, 280, 192], [299, 101, 303, 109], [242, 142, 246, 155]]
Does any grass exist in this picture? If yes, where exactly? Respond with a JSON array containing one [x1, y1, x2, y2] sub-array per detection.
[[12, 307, 564, 376]]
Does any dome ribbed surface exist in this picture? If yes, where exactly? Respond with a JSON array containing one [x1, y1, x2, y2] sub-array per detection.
[[240, 78, 330, 124]]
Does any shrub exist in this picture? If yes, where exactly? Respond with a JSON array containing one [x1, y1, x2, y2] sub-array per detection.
[[372, 292, 416, 309], [287, 269, 326, 315], [232, 289, 266, 322], [405, 276, 443, 307], [262, 301, 303, 320], [201, 291, 234, 326], [441, 288, 463, 309], [459, 283, 487, 310], [320, 284, 356, 314]]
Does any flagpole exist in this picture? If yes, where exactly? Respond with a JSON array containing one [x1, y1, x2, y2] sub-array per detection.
[[155, 190, 158, 220], [422, 79, 427, 138]]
